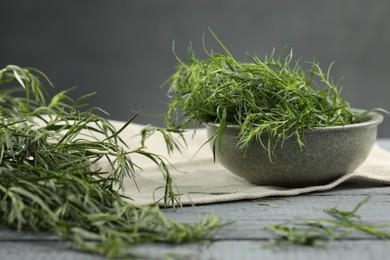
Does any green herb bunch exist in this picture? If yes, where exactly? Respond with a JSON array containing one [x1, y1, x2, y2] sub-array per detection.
[[0, 65, 225, 258], [164, 30, 355, 157]]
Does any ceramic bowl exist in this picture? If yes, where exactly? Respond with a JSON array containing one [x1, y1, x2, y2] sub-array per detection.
[[205, 110, 383, 187]]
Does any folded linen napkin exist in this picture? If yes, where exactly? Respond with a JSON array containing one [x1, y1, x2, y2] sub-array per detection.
[[94, 121, 390, 206]]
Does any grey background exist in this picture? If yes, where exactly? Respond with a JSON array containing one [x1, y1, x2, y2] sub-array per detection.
[[1, 0, 389, 137]]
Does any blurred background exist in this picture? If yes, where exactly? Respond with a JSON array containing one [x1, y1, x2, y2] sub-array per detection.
[[1, 0, 389, 137]]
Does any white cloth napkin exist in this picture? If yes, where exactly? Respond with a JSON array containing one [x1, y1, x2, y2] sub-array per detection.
[[94, 121, 390, 206]]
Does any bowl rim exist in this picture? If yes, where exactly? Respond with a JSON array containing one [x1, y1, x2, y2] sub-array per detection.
[[204, 108, 384, 132]]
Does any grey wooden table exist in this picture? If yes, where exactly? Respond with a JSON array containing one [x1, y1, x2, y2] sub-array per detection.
[[1, 140, 390, 260]]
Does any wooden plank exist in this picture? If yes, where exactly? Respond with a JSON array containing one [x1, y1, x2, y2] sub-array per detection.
[[1, 239, 390, 260], [162, 191, 390, 222], [0, 227, 57, 241], [0, 241, 105, 260], [1, 190, 390, 241], [131, 240, 390, 260], [161, 192, 390, 240]]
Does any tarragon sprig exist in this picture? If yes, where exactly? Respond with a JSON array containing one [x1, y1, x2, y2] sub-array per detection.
[[266, 197, 390, 247]]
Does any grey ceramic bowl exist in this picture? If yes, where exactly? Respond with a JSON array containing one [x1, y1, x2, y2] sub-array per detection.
[[205, 110, 383, 187]]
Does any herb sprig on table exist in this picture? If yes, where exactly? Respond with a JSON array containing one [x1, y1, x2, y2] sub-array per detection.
[[266, 197, 390, 246], [0, 65, 225, 258], [164, 30, 355, 158]]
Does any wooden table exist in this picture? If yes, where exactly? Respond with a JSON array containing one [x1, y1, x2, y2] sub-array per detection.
[[1, 140, 389, 260]]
